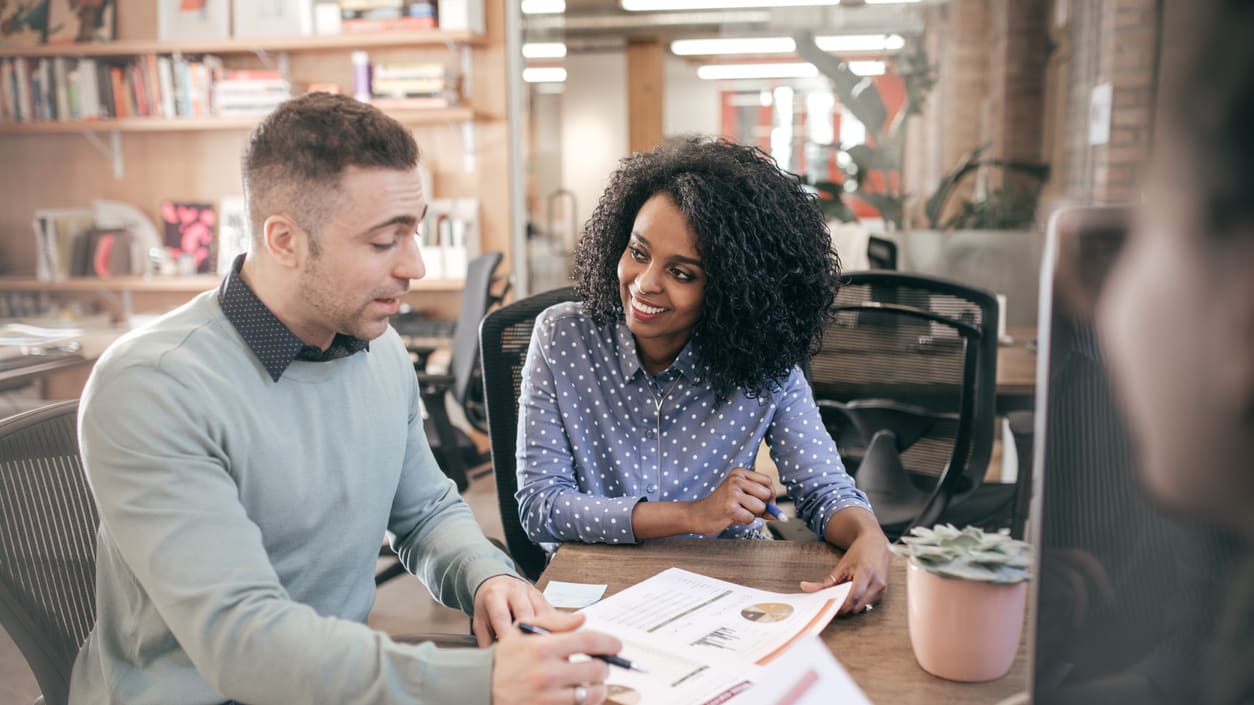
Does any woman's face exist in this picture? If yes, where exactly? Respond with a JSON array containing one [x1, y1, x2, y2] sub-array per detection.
[[1096, 166, 1254, 529], [617, 193, 706, 362]]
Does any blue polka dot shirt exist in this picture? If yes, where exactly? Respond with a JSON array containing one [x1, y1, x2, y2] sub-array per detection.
[[515, 301, 872, 547]]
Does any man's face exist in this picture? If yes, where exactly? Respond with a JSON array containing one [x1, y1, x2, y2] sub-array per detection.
[[1097, 171, 1254, 525], [295, 166, 426, 347]]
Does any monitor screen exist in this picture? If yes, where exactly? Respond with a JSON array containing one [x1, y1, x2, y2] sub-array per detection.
[[1028, 206, 1238, 705]]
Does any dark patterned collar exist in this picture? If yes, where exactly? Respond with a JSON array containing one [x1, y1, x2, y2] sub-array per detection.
[[218, 254, 369, 382]]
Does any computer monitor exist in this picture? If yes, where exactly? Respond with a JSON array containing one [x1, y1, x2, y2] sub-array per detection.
[[1025, 205, 1236, 705]]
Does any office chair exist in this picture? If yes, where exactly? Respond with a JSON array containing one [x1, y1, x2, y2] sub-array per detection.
[[417, 251, 509, 492], [0, 400, 95, 705], [809, 271, 1010, 539], [479, 286, 580, 582], [377, 252, 509, 586]]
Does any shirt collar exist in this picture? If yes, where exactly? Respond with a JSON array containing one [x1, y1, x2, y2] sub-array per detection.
[[218, 254, 369, 382], [611, 315, 703, 384]]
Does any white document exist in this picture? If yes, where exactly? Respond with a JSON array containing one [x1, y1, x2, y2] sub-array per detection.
[[724, 635, 872, 705], [576, 567, 850, 705], [543, 580, 607, 609]]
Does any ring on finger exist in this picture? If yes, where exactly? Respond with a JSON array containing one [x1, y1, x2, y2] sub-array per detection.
[[574, 684, 587, 705]]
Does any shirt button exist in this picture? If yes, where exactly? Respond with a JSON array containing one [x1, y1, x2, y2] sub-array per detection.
[[645, 429, 656, 439], [647, 484, 657, 493]]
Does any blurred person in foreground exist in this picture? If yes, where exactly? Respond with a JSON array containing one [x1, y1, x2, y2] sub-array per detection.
[[1097, 2, 1254, 704]]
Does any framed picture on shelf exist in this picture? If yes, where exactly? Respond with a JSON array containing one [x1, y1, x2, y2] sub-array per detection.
[[46, 0, 115, 44], [233, 0, 312, 38], [161, 200, 216, 274], [0, 0, 50, 48], [158, 0, 229, 42], [216, 196, 249, 274]]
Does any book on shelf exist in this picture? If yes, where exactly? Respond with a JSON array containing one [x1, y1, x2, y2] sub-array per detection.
[[32, 208, 94, 281], [339, 0, 436, 32], [45, 0, 115, 45], [420, 198, 478, 279], [369, 95, 450, 110], [216, 196, 249, 274], [569, 567, 851, 705]]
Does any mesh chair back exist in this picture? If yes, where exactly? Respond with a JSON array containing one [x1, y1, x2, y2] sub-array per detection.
[[449, 252, 504, 433], [0, 400, 95, 705], [810, 272, 998, 500], [479, 287, 578, 581]]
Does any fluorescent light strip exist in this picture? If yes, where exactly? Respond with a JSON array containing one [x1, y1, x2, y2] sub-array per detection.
[[696, 60, 884, 80], [624, 0, 838, 11], [672, 33, 904, 56], [522, 42, 567, 59], [523, 67, 568, 83], [522, 0, 565, 14], [865, 0, 921, 3]]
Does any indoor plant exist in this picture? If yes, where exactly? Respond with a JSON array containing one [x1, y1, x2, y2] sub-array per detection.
[[891, 524, 1032, 682]]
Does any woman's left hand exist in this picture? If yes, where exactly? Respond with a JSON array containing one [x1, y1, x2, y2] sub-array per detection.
[[800, 531, 891, 615]]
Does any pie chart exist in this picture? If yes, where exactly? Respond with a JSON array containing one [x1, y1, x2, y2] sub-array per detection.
[[740, 602, 794, 623]]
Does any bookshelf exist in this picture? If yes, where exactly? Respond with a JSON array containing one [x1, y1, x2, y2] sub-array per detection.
[[0, 2, 513, 329], [0, 107, 477, 134], [0, 30, 484, 58]]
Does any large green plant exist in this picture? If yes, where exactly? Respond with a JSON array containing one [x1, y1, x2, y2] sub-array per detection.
[[794, 31, 936, 230], [924, 145, 1051, 230]]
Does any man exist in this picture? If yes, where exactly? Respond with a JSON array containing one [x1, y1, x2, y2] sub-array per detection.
[[1096, 2, 1254, 704], [70, 92, 618, 705]]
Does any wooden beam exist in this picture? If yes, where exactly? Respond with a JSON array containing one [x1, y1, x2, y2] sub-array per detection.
[[627, 39, 665, 154]]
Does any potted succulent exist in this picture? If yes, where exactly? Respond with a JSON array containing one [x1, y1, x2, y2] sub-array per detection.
[[891, 524, 1032, 682]]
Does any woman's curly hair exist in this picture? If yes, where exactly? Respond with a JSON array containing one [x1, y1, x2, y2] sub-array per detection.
[[573, 136, 841, 400]]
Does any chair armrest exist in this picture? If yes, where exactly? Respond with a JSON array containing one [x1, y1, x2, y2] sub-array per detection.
[[416, 372, 456, 395]]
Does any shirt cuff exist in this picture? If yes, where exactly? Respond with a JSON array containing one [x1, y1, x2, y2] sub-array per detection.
[[404, 639, 497, 705], [599, 495, 645, 544], [815, 499, 876, 540]]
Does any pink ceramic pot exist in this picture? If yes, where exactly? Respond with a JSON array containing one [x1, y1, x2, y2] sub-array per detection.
[[905, 559, 1027, 682]]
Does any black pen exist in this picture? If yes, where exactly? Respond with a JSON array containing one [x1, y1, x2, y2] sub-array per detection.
[[517, 622, 649, 673]]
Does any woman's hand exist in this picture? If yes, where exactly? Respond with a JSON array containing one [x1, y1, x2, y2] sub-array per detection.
[[687, 467, 775, 536], [803, 508, 891, 615]]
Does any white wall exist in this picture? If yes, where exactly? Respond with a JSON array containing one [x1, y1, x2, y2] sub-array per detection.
[[664, 56, 721, 139], [560, 52, 628, 246]]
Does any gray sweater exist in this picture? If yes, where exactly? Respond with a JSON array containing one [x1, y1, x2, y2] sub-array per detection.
[[69, 290, 514, 705]]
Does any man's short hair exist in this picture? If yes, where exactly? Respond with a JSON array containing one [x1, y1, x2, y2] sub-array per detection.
[[241, 92, 420, 250]]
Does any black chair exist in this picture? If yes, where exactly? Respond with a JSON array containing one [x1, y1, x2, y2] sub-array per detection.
[[417, 251, 510, 492], [479, 286, 579, 582], [808, 271, 1009, 538], [867, 235, 898, 270], [378, 252, 509, 586], [0, 400, 95, 705]]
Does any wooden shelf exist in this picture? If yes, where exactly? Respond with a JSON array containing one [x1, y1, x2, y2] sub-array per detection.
[[0, 30, 482, 59], [0, 107, 477, 134], [0, 276, 466, 293]]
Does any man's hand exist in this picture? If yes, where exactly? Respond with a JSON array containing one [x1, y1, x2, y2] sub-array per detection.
[[492, 612, 621, 705], [473, 575, 553, 647], [688, 467, 775, 535], [802, 522, 891, 615]]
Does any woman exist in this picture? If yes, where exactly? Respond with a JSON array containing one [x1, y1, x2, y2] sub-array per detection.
[[516, 137, 890, 613]]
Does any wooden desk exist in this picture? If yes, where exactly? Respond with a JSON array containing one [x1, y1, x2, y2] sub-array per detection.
[[539, 538, 1027, 705], [996, 326, 1037, 414]]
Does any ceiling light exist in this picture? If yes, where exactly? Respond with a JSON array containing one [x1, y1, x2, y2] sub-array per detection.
[[523, 67, 568, 83], [864, 0, 921, 3], [672, 33, 905, 56], [671, 37, 795, 55], [815, 33, 904, 52], [624, 0, 838, 11], [522, 42, 567, 59], [697, 63, 819, 80], [522, 0, 565, 14], [696, 60, 885, 80]]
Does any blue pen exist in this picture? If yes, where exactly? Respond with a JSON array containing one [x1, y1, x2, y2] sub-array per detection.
[[518, 623, 648, 673], [765, 501, 789, 522]]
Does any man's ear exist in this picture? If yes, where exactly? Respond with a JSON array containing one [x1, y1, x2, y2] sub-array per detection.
[[261, 214, 306, 269]]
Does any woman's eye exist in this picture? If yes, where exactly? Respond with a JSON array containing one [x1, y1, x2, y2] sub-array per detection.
[[672, 269, 694, 281], [630, 246, 647, 261]]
